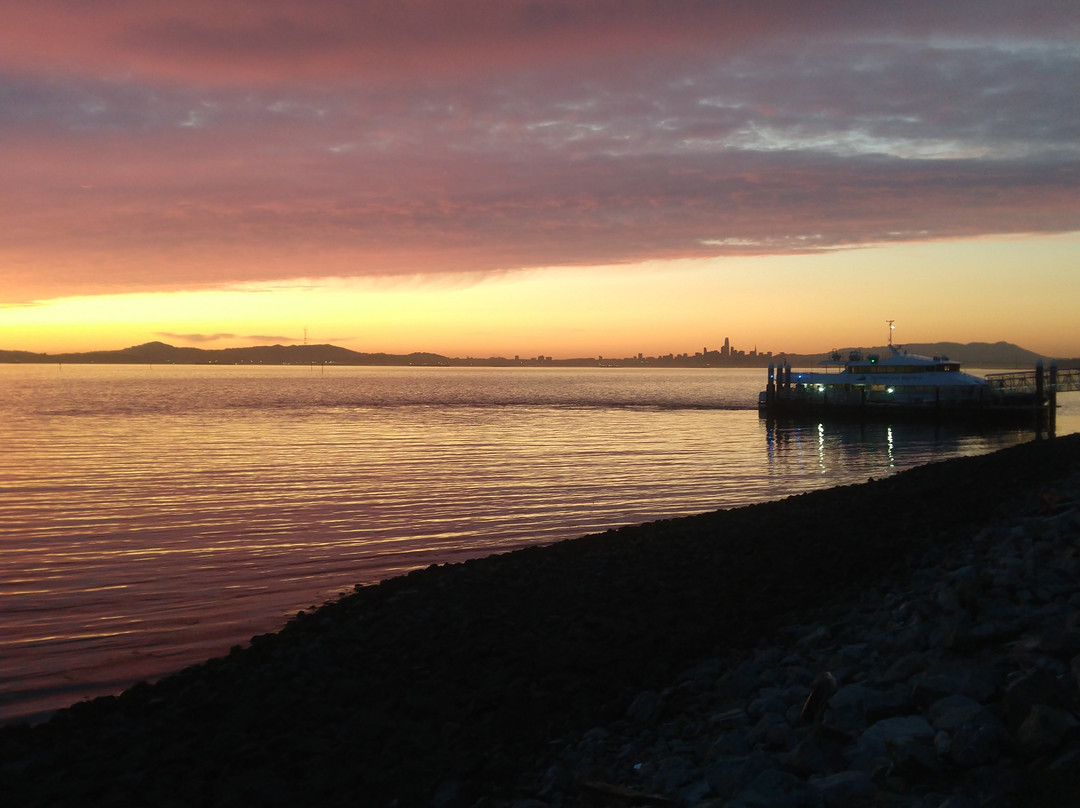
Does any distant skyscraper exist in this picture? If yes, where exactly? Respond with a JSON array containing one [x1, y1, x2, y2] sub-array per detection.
[[723, 337, 730, 357]]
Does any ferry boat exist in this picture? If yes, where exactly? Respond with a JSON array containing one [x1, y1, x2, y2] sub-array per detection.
[[759, 330, 1076, 423]]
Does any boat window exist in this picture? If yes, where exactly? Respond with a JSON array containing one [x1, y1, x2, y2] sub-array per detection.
[[849, 364, 931, 374]]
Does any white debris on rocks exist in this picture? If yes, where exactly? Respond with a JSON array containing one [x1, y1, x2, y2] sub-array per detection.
[[530, 478, 1080, 807]]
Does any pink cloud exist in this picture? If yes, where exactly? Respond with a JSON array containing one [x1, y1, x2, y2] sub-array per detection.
[[6, 2, 1076, 85], [1, 1, 1077, 302]]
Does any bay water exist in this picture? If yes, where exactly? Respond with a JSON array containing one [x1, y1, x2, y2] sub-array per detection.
[[1, 364, 1072, 724]]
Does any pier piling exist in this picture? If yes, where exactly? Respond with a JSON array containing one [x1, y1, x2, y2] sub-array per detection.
[[1049, 361, 1058, 438]]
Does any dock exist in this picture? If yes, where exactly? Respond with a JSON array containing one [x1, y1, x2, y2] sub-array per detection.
[[760, 359, 1078, 433]]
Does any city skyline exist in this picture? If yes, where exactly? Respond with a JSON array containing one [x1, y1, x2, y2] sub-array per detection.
[[2, 2, 1078, 357], [3, 331, 1059, 368]]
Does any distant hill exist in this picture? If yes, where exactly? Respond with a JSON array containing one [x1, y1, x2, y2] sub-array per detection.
[[0, 341, 454, 366], [779, 341, 1061, 369], [0, 339, 1072, 368]]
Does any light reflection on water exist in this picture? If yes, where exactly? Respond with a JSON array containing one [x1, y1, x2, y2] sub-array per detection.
[[0, 364, 1073, 724]]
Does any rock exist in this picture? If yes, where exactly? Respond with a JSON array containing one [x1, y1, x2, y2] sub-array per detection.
[[746, 712, 793, 751], [703, 757, 745, 800], [948, 708, 1012, 769], [431, 779, 462, 808], [716, 663, 764, 704], [808, 770, 877, 808], [748, 687, 794, 720], [729, 768, 824, 808], [797, 625, 830, 651], [581, 726, 612, 745], [858, 716, 935, 756], [711, 706, 749, 731], [1001, 667, 1076, 732], [709, 729, 750, 756], [887, 737, 942, 779], [935, 582, 963, 613], [626, 691, 663, 725], [888, 626, 929, 657], [936, 795, 980, 808], [754, 647, 785, 668], [578, 781, 675, 806], [975, 595, 1023, 622], [929, 614, 973, 650], [781, 726, 847, 778], [783, 662, 818, 688], [650, 755, 695, 794], [880, 652, 929, 684], [927, 694, 982, 732], [1029, 624, 1080, 660], [912, 661, 1001, 706], [539, 761, 575, 795], [864, 686, 912, 723], [952, 620, 1024, 653], [677, 658, 721, 687], [948, 565, 979, 587], [933, 729, 951, 757], [704, 752, 770, 800], [678, 778, 711, 804], [1016, 704, 1080, 759], [1048, 745, 1080, 774], [827, 683, 870, 716], [822, 682, 910, 735]]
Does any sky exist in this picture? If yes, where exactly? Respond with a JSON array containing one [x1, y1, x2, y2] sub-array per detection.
[[2, 1, 1078, 359]]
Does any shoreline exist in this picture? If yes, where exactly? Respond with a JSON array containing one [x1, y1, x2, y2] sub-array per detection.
[[5, 339, 1064, 370], [2, 434, 1078, 805]]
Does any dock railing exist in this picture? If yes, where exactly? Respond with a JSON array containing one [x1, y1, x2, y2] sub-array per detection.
[[984, 368, 1080, 395]]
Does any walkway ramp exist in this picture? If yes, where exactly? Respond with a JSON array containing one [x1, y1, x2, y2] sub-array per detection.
[[984, 368, 1080, 396]]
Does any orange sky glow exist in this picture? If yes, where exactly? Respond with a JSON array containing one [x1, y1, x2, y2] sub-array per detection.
[[2, 1, 1078, 358]]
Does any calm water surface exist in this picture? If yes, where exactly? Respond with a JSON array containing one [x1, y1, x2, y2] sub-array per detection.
[[1, 364, 1074, 724]]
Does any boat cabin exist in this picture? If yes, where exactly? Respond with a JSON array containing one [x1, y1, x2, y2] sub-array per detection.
[[844, 352, 962, 375]]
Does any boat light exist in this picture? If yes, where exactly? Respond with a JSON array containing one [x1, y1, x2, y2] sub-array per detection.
[[887, 387, 895, 394]]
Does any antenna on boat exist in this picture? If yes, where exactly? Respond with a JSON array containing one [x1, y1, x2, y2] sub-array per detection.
[[887, 319, 895, 347]]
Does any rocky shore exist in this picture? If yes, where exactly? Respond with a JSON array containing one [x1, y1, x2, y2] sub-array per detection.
[[2, 434, 1078, 807], [530, 453, 1080, 807]]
